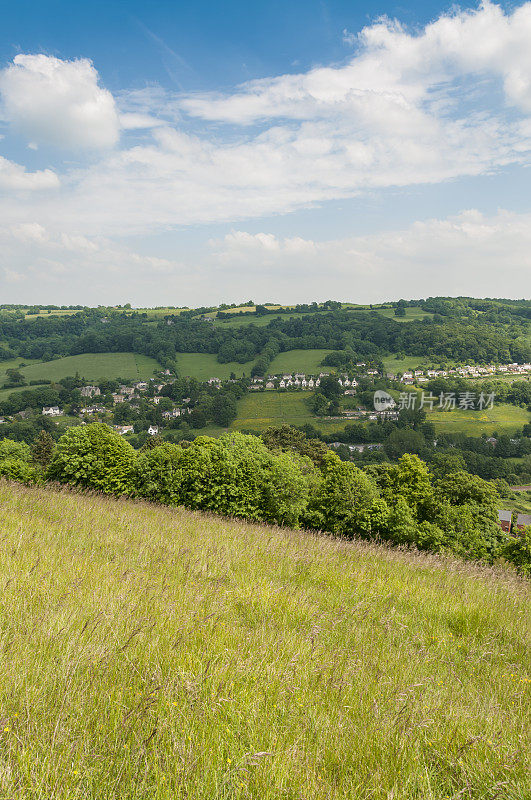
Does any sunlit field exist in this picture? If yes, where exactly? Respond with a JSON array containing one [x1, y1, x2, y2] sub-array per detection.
[[0, 482, 528, 799]]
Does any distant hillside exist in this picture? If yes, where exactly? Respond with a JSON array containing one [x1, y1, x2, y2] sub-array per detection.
[[0, 482, 529, 799]]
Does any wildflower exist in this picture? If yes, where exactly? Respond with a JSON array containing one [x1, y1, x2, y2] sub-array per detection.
[[3, 727, 10, 733]]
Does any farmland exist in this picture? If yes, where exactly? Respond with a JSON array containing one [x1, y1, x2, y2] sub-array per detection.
[[17, 353, 161, 384], [232, 390, 349, 433], [175, 353, 247, 380], [0, 482, 528, 800], [427, 403, 529, 435], [268, 349, 333, 375]]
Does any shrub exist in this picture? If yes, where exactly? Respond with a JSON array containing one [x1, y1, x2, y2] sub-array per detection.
[[302, 451, 378, 536], [501, 528, 531, 576], [0, 457, 41, 485], [0, 439, 31, 463], [136, 433, 310, 527], [47, 423, 137, 495]]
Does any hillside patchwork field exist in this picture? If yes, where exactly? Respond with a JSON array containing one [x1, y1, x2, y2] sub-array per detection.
[[11, 353, 161, 385], [427, 403, 529, 435], [0, 483, 528, 799], [175, 353, 248, 380], [232, 390, 349, 433]]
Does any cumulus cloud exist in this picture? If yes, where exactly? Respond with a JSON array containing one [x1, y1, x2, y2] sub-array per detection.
[[0, 156, 59, 190], [0, 54, 120, 149], [210, 209, 531, 301], [181, 1, 531, 121], [0, 4, 530, 302]]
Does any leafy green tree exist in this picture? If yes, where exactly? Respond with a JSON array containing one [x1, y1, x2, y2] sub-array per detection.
[[135, 433, 309, 527], [261, 425, 328, 466], [318, 375, 342, 401], [302, 452, 378, 536], [31, 430, 55, 468], [0, 458, 40, 485], [311, 393, 330, 416], [212, 394, 237, 426], [47, 423, 137, 495], [501, 528, 531, 576], [0, 438, 31, 462]]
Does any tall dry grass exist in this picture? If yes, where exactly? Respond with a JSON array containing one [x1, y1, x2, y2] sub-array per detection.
[[0, 481, 529, 799]]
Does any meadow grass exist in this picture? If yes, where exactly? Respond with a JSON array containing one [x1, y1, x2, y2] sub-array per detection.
[[17, 353, 161, 384], [231, 390, 346, 434], [427, 404, 529, 435], [175, 353, 248, 380], [0, 482, 528, 799], [268, 349, 333, 375]]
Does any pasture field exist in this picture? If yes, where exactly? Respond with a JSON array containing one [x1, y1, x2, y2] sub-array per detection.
[[232, 390, 349, 434], [0, 357, 40, 384], [0, 482, 528, 799], [373, 305, 434, 322], [382, 354, 435, 374], [268, 349, 333, 375], [175, 353, 248, 380], [18, 353, 161, 384], [427, 403, 529, 435], [214, 312, 305, 328]]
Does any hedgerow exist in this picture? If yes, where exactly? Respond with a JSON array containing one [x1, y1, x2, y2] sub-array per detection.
[[0, 424, 528, 575]]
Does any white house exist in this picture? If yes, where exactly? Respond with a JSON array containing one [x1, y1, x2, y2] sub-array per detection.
[[42, 406, 62, 416], [114, 425, 133, 435], [148, 425, 159, 435], [265, 381, 275, 390]]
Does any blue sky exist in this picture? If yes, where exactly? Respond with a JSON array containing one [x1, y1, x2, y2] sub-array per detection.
[[0, 0, 530, 305]]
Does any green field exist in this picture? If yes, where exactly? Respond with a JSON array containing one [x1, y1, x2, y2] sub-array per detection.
[[268, 349, 333, 375], [232, 390, 348, 434], [0, 357, 40, 384], [427, 403, 529, 435], [0, 482, 528, 799], [17, 353, 161, 384], [175, 353, 248, 380], [374, 305, 433, 322], [381, 354, 436, 374]]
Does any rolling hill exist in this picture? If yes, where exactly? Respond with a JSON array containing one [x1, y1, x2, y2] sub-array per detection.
[[0, 482, 528, 799]]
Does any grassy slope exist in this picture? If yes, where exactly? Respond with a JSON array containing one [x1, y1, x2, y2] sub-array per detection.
[[268, 349, 333, 375], [17, 353, 161, 383], [232, 390, 348, 434], [175, 353, 248, 380], [0, 483, 528, 799], [427, 404, 529, 435]]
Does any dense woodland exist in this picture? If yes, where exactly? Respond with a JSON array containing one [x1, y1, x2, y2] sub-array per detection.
[[1, 297, 529, 370]]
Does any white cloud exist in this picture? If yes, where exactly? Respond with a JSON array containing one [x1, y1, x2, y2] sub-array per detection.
[[0, 156, 59, 190], [0, 4, 530, 303], [0, 54, 120, 149], [181, 1, 531, 122], [210, 209, 531, 302]]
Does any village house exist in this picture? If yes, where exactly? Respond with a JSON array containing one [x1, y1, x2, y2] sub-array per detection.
[[42, 406, 62, 416], [135, 382, 148, 391], [516, 513, 531, 531], [208, 377, 222, 385], [80, 406, 106, 415], [497, 510, 512, 533], [152, 396, 164, 404], [114, 425, 133, 435], [265, 381, 275, 390], [148, 425, 159, 436], [80, 385, 101, 398], [344, 389, 357, 396], [112, 393, 125, 403]]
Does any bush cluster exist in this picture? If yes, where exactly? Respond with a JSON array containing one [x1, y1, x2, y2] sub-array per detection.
[[1, 423, 529, 575]]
